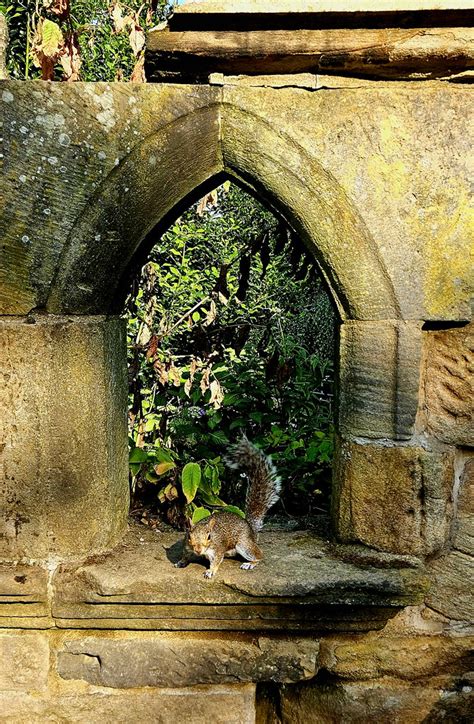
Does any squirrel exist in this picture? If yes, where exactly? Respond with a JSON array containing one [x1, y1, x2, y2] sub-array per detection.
[[175, 436, 281, 580]]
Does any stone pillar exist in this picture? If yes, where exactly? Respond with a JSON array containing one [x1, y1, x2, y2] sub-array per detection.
[[0, 316, 129, 561], [338, 320, 423, 441], [333, 319, 454, 555]]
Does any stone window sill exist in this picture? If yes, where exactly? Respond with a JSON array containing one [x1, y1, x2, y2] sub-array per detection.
[[1, 523, 427, 632]]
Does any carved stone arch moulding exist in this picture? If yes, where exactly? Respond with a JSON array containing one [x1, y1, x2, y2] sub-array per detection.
[[46, 101, 400, 322]]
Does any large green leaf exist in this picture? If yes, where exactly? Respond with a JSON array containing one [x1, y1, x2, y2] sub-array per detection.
[[221, 505, 246, 519], [181, 462, 201, 503], [192, 507, 211, 525], [129, 448, 148, 463]]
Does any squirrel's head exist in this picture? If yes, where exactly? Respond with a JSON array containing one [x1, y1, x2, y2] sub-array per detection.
[[188, 516, 216, 555]]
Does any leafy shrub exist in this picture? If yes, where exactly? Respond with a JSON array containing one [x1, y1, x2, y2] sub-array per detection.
[[126, 184, 336, 526], [1, 0, 173, 81]]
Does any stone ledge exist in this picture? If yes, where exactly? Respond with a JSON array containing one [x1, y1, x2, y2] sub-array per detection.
[[146, 4, 474, 82], [0, 564, 49, 620], [0, 527, 428, 631], [48, 525, 427, 632]]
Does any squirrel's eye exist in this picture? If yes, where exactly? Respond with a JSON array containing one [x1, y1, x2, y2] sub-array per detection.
[[207, 533, 211, 541]]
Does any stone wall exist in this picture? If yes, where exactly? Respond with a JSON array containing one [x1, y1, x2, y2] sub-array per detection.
[[1, 8, 473, 718], [1, 79, 472, 563]]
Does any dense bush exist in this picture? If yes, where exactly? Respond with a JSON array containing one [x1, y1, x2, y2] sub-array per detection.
[[1, 0, 173, 81], [126, 184, 336, 528]]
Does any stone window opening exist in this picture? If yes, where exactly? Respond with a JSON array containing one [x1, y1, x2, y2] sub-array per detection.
[[2, 98, 441, 631], [124, 179, 338, 547], [38, 170, 429, 631]]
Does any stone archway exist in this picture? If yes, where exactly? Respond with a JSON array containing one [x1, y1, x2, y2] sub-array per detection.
[[47, 104, 399, 321], [0, 86, 419, 556], [2, 80, 470, 561]]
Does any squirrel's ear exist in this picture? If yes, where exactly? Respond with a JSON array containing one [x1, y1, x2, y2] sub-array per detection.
[[208, 516, 216, 530], [185, 519, 193, 532]]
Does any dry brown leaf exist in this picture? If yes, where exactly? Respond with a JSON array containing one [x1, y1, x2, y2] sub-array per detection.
[[168, 363, 181, 387], [146, 334, 159, 361], [204, 300, 217, 326], [196, 190, 219, 217], [130, 55, 145, 83], [154, 359, 169, 385], [110, 2, 126, 33], [200, 367, 211, 394], [129, 21, 145, 57], [184, 358, 198, 397], [209, 379, 224, 409], [60, 33, 81, 82], [32, 18, 64, 80], [43, 0, 70, 18], [184, 377, 192, 398], [165, 485, 179, 501]]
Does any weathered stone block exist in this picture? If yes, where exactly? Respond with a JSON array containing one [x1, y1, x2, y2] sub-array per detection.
[[454, 456, 474, 556], [57, 634, 317, 687], [426, 550, 474, 622], [0, 80, 221, 315], [0, 315, 129, 560], [221, 103, 400, 322], [0, 684, 256, 724], [222, 83, 473, 322], [0, 632, 49, 691], [319, 634, 474, 681], [333, 441, 454, 555], [278, 677, 472, 724], [338, 321, 423, 440], [422, 323, 474, 447]]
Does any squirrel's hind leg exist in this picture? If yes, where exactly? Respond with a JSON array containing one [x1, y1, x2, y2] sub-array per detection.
[[236, 541, 263, 570]]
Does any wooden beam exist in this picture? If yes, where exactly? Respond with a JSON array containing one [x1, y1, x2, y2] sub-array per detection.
[[146, 26, 474, 82]]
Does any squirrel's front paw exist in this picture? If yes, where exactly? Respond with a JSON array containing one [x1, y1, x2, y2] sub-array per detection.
[[203, 570, 215, 579], [240, 562, 257, 570]]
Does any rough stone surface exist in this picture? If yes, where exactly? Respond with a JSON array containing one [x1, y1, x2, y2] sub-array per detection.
[[423, 324, 474, 446], [338, 320, 422, 439], [172, 1, 469, 14], [0, 632, 49, 691], [50, 525, 426, 630], [426, 550, 474, 622], [333, 441, 454, 555], [2, 81, 472, 320], [319, 633, 474, 681], [147, 25, 474, 82], [221, 84, 473, 321], [0, 684, 256, 724], [0, 564, 49, 622], [0, 82, 221, 316], [454, 456, 474, 556], [0, 316, 129, 560], [278, 676, 474, 724], [57, 634, 318, 687]]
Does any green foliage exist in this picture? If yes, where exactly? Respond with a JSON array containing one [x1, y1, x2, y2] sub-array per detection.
[[127, 184, 336, 526], [2, 0, 174, 81], [128, 442, 244, 524]]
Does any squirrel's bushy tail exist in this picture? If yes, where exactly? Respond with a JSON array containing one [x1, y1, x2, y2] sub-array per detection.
[[225, 435, 281, 534]]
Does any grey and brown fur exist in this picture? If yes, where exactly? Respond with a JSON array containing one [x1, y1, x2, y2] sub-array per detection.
[[175, 436, 281, 579]]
